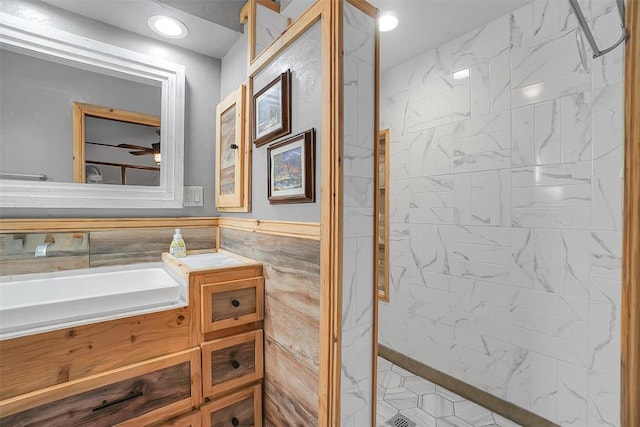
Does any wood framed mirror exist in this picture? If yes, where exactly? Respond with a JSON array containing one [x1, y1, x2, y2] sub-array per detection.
[[378, 129, 390, 301]]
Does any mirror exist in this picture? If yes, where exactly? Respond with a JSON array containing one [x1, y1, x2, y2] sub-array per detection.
[[73, 103, 161, 186], [377, 129, 390, 301], [0, 12, 185, 209]]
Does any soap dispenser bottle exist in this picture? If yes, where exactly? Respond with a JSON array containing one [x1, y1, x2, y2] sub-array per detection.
[[170, 228, 187, 258]]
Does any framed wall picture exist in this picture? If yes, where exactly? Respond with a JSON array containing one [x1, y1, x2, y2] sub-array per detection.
[[215, 84, 250, 211], [267, 129, 315, 204], [253, 69, 291, 147]]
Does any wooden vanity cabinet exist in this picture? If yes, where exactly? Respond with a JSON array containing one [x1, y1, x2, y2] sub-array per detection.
[[168, 252, 265, 426], [0, 348, 202, 427], [0, 251, 265, 427]]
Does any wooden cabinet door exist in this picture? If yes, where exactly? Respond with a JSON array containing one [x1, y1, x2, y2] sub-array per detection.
[[201, 277, 264, 333], [201, 330, 263, 398], [201, 385, 262, 427], [0, 349, 202, 427]]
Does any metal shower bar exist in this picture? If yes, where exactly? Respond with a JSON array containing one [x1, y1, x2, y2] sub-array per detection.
[[0, 172, 48, 181], [568, 0, 629, 58]]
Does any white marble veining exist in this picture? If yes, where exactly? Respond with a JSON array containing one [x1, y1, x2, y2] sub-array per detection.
[[255, 4, 289, 57], [341, 3, 376, 425], [380, 0, 624, 425]]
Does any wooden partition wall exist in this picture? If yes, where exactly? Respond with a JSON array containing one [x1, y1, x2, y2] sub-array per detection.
[[243, 1, 378, 424], [622, 1, 639, 426]]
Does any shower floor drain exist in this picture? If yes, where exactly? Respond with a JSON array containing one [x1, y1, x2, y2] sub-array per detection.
[[386, 414, 416, 427]]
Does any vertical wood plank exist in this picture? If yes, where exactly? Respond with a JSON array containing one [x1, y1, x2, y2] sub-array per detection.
[[622, 1, 639, 426], [318, 1, 343, 425]]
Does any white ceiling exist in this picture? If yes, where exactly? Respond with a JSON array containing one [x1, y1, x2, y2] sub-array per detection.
[[367, 0, 531, 71], [281, 0, 530, 70], [40, 0, 530, 67], [41, 0, 242, 59]]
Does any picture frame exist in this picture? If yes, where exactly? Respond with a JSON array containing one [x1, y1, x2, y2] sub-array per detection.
[[267, 129, 315, 204], [215, 84, 251, 211], [253, 70, 291, 147]]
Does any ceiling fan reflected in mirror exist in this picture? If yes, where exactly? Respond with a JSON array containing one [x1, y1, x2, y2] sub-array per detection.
[[126, 129, 161, 165], [85, 129, 162, 165], [126, 142, 162, 165]]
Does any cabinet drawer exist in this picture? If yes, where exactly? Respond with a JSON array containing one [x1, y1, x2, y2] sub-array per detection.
[[202, 330, 263, 397], [201, 277, 264, 333], [0, 348, 202, 427], [201, 384, 262, 427]]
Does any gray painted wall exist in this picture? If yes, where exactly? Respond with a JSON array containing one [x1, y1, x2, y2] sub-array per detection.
[[0, 49, 161, 183], [220, 33, 248, 100], [219, 22, 322, 222], [0, 0, 223, 217]]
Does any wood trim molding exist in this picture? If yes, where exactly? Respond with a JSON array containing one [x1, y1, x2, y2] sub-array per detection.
[[345, 0, 377, 17], [377, 128, 390, 304], [622, 1, 639, 426], [0, 217, 219, 233], [248, 1, 324, 77], [318, 0, 342, 425], [241, 0, 283, 66], [372, 6, 380, 423], [217, 217, 320, 240], [0, 217, 320, 240], [256, 0, 280, 13]]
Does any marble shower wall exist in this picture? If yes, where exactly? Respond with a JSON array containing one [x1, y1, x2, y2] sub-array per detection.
[[379, 0, 624, 425], [341, 2, 376, 426]]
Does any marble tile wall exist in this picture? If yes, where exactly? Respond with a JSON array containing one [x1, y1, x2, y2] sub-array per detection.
[[255, 4, 289, 58], [341, 2, 377, 426], [379, 0, 624, 425]]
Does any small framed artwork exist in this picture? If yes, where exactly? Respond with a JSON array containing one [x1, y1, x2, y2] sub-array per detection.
[[253, 69, 291, 147], [215, 84, 250, 211], [267, 129, 315, 204]]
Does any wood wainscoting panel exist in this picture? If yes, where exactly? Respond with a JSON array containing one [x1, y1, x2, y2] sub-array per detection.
[[0, 307, 191, 400], [0, 255, 90, 276], [89, 227, 216, 267], [263, 336, 319, 426], [0, 232, 90, 275], [219, 227, 320, 425]]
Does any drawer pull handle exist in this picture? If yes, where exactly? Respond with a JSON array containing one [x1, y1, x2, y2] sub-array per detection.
[[92, 390, 144, 412], [231, 299, 240, 308], [231, 418, 240, 427], [231, 360, 240, 369]]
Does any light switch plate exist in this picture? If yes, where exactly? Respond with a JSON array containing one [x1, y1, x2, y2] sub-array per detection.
[[183, 186, 203, 206]]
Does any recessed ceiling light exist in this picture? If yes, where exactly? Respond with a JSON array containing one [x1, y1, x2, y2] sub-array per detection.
[[148, 15, 188, 39], [379, 13, 398, 32]]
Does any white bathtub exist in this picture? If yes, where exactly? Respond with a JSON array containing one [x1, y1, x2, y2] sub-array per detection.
[[0, 263, 186, 340]]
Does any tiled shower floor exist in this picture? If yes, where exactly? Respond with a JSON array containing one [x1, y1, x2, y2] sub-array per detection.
[[377, 357, 522, 427]]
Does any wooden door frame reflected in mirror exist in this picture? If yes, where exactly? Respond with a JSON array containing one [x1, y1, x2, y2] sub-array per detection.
[[377, 128, 390, 302], [72, 102, 161, 184]]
